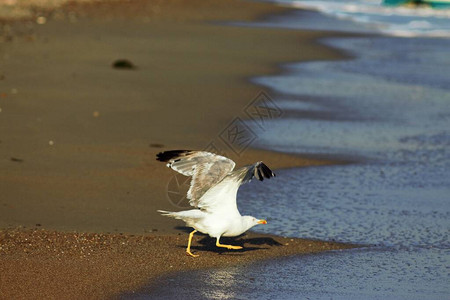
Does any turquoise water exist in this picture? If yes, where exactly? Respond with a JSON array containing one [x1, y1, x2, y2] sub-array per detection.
[[123, 5, 450, 300]]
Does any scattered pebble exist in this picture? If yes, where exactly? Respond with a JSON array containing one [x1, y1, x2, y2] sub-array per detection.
[[36, 16, 47, 25], [112, 59, 135, 70], [149, 143, 164, 148], [93, 111, 100, 117], [49, 140, 54, 146]]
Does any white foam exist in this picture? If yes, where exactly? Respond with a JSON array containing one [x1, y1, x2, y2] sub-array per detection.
[[274, 0, 450, 37]]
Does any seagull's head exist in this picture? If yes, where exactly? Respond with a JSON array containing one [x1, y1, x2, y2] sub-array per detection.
[[243, 216, 267, 230]]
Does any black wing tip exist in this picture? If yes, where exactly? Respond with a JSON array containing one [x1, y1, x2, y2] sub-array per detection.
[[256, 168, 264, 181], [156, 150, 192, 162], [256, 162, 276, 180]]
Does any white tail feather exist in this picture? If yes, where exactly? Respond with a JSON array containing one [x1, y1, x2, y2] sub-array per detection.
[[157, 209, 205, 222]]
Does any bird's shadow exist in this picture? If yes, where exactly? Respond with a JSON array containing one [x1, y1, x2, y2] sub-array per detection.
[[174, 226, 282, 255]]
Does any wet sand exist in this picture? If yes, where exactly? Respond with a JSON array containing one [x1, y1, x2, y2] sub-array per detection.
[[0, 0, 345, 234], [0, 228, 355, 299], [0, 0, 351, 298]]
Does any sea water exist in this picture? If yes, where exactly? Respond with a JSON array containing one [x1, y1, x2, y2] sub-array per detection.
[[272, 0, 450, 37], [124, 5, 450, 300]]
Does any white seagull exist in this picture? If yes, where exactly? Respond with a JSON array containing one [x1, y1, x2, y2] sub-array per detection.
[[157, 150, 275, 257]]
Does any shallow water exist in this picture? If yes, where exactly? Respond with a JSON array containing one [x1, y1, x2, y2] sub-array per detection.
[[124, 10, 450, 300], [129, 248, 448, 300], [247, 36, 449, 298]]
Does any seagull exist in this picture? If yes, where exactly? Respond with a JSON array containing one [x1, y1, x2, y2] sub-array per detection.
[[157, 150, 275, 257]]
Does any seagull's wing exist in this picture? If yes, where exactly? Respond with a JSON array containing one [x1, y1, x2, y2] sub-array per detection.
[[196, 161, 276, 213], [156, 150, 236, 206]]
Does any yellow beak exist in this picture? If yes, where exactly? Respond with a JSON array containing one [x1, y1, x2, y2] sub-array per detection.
[[257, 219, 267, 225]]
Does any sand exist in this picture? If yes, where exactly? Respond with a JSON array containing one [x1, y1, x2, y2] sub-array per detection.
[[0, 228, 355, 299], [0, 0, 351, 298], [0, 0, 345, 234]]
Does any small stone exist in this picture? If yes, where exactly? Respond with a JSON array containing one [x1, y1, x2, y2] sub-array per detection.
[[36, 16, 47, 25], [49, 140, 54, 146], [93, 111, 100, 117], [149, 143, 164, 148], [112, 59, 135, 70]]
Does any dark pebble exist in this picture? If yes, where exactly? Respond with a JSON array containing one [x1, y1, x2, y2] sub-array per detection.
[[150, 143, 164, 148], [112, 59, 135, 69]]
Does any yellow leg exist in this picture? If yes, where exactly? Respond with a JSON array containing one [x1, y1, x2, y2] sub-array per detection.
[[216, 237, 243, 250], [186, 229, 199, 257]]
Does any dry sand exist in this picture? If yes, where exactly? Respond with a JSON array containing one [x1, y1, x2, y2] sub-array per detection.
[[0, 0, 352, 298]]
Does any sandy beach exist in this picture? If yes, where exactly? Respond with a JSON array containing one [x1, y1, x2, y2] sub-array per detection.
[[0, 0, 352, 298]]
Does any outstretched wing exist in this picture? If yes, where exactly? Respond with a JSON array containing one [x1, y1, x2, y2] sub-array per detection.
[[156, 150, 236, 206], [196, 161, 276, 213]]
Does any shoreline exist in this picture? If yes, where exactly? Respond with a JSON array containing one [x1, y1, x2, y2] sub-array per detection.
[[0, 0, 355, 298]]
